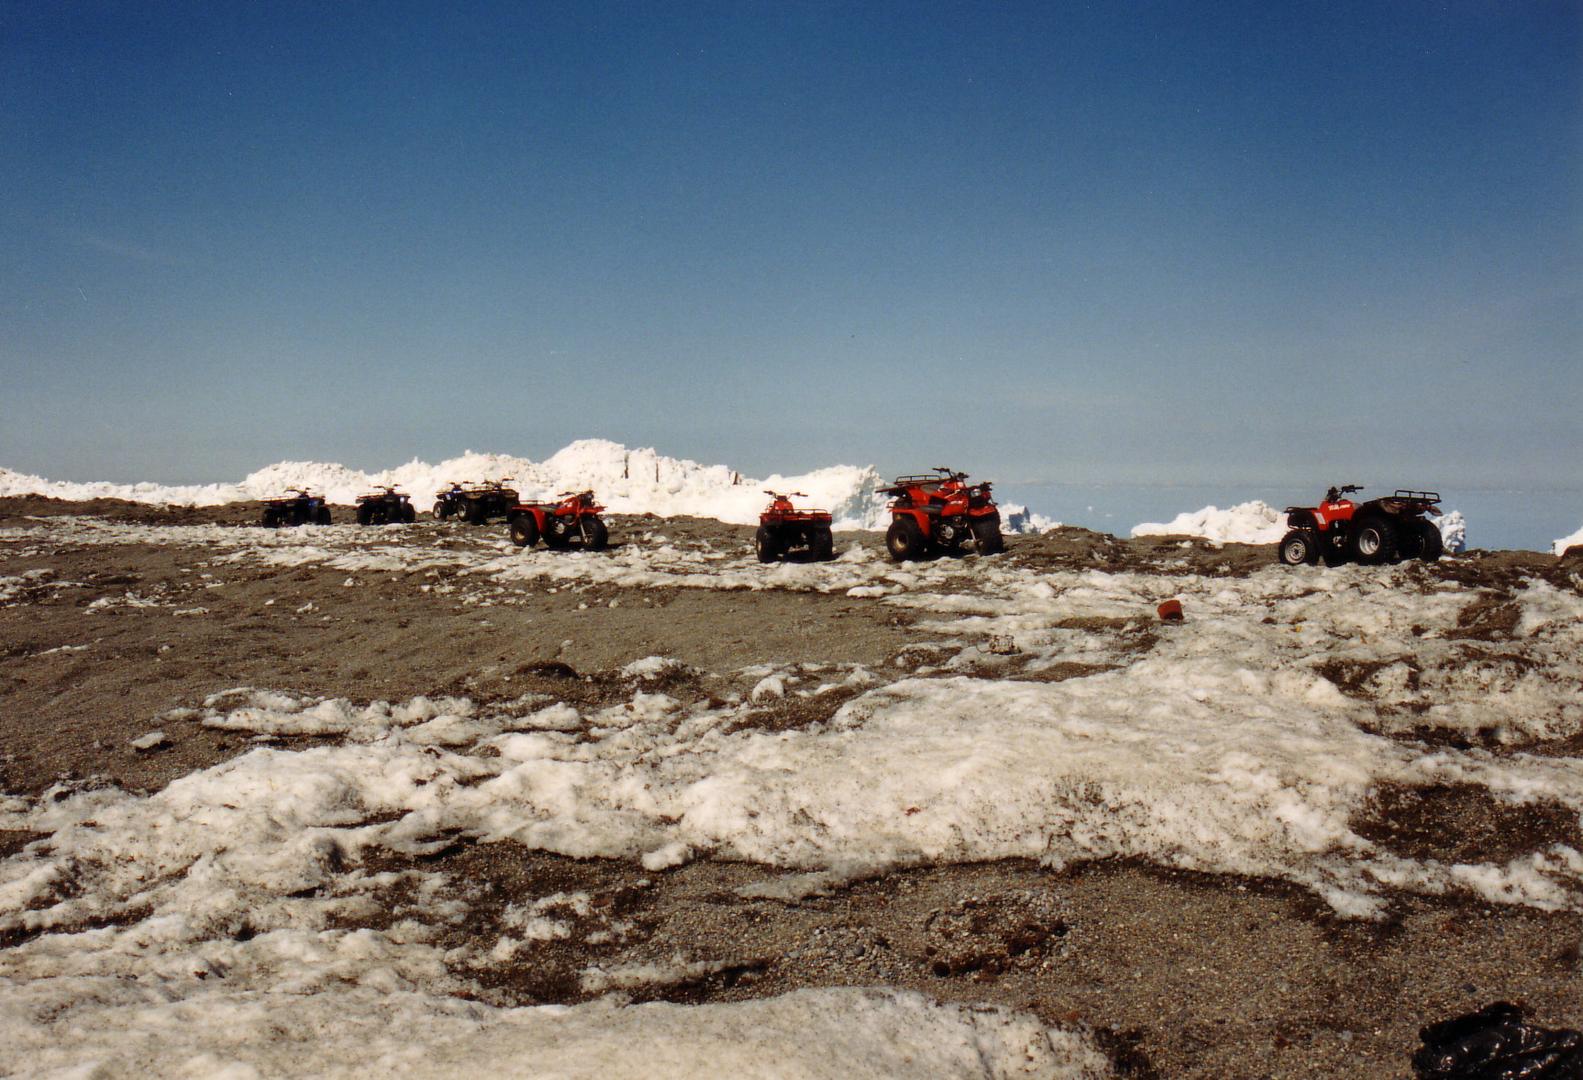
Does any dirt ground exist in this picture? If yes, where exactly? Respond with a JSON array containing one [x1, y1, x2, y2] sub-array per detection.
[[2, 496, 1579, 1078]]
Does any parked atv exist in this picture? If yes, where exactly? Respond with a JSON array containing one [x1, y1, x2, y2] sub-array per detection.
[[1278, 485, 1445, 567], [755, 491, 835, 563], [354, 487, 415, 526], [508, 490, 609, 551], [880, 468, 1003, 561], [434, 479, 520, 525], [260, 489, 331, 528]]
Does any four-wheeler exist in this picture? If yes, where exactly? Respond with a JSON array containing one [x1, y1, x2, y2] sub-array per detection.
[[755, 491, 835, 563], [1278, 485, 1445, 567], [260, 489, 331, 528], [354, 486, 416, 525], [880, 468, 1004, 561], [434, 479, 520, 525], [508, 490, 609, 551]]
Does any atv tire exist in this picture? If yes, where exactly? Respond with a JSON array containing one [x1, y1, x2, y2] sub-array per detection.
[[1351, 516, 1397, 565], [972, 518, 1004, 556], [886, 517, 926, 561], [402, 503, 416, 524], [434, 500, 451, 520], [1415, 519, 1443, 562], [315, 506, 332, 526], [544, 517, 571, 549], [755, 526, 780, 563], [509, 513, 539, 549], [581, 515, 609, 551], [261, 509, 280, 528], [810, 527, 834, 561], [356, 503, 374, 526], [1278, 529, 1319, 566]]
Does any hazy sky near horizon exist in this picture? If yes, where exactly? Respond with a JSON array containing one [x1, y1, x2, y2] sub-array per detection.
[[3, 1, 1579, 490]]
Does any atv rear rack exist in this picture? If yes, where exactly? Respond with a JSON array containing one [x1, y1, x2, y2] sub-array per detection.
[[1392, 489, 1440, 503]]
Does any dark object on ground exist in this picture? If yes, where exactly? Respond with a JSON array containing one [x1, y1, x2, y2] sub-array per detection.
[[881, 468, 1003, 561], [755, 491, 835, 563], [1412, 1001, 1583, 1079], [508, 490, 609, 551], [260, 490, 331, 528], [354, 487, 415, 526], [1279, 484, 1445, 568], [1156, 599, 1183, 621], [434, 479, 520, 524]]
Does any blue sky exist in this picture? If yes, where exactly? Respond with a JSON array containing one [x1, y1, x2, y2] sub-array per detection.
[[3, 1, 1579, 491]]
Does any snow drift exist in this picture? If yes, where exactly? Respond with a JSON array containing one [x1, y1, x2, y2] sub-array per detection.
[[1555, 521, 1583, 557], [1132, 500, 1467, 552], [0, 440, 1057, 533]]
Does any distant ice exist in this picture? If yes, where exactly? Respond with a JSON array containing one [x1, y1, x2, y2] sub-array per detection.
[[1555, 520, 1583, 556], [1131, 500, 1287, 545], [0, 440, 1049, 534]]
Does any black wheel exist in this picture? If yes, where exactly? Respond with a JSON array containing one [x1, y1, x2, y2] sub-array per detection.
[[1351, 516, 1397, 565], [509, 512, 539, 548], [1277, 529, 1319, 566], [1416, 519, 1443, 562], [581, 515, 609, 551], [315, 506, 332, 526], [434, 500, 451, 519], [356, 503, 373, 526], [261, 508, 280, 528], [971, 517, 1004, 556], [463, 498, 484, 525], [755, 525, 781, 563], [401, 502, 416, 524], [810, 527, 834, 561], [886, 517, 926, 561]]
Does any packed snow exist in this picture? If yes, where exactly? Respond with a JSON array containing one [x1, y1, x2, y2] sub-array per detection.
[[0, 981, 1109, 1079], [1132, 500, 1468, 552]]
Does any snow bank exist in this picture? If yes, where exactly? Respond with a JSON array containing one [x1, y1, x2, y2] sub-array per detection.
[[1131, 501, 1286, 544], [0, 441, 1069, 533], [1555, 520, 1583, 556], [0, 983, 1109, 1079], [1133, 500, 1468, 551]]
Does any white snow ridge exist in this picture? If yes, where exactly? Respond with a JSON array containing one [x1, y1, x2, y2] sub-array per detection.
[[1, 440, 901, 528]]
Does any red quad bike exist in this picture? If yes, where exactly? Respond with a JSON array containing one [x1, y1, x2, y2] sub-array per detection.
[[755, 491, 835, 563], [508, 490, 610, 551], [1279, 485, 1445, 567], [354, 486, 416, 526], [881, 468, 1004, 561]]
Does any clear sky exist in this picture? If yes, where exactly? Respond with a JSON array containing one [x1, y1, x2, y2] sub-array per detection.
[[3, 1, 1579, 491]]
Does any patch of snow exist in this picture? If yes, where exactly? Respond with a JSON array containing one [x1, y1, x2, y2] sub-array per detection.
[[0, 986, 1109, 1079]]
